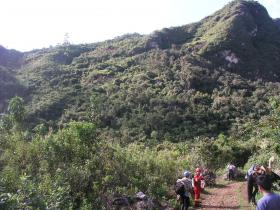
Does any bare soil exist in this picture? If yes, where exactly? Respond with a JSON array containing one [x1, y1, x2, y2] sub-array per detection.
[[190, 181, 255, 210]]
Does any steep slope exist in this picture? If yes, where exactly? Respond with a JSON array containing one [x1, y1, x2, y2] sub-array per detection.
[[0, 67, 26, 112], [0, 47, 25, 112], [17, 44, 95, 123], [275, 18, 280, 28], [185, 0, 280, 80], [0, 45, 22, 68], [1, 0, 280, 142], [147, 1, 280, 80]]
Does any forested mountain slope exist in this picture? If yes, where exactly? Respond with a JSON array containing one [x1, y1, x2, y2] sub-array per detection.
[[2, 1, 280, 209], [1, 0, 280, 142], [0, 46, 25, 112]]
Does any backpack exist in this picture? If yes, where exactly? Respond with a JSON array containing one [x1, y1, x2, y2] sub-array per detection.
[[175, 181, 185, 196]]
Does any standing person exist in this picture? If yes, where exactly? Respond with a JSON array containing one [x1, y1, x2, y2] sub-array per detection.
[[175, 171, 193, 210], [256, 174, 280, 210], [227, 163, 236, 180], [247, 165, 262, 205], [192, 168, 204, 207]]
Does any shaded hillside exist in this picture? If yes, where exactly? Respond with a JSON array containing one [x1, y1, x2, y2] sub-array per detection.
[[0, 46, 22, 68], [275, 18, 280, 28], [1, 0, 280, 142], [0, 67, 26, 112], [0, 47, 25, 112]]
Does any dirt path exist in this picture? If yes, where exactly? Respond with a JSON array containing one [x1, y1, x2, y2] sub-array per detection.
[[192, 181, 255, 210]]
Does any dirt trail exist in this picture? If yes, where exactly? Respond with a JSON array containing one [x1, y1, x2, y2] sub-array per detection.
[[194, 181, 254, 210]]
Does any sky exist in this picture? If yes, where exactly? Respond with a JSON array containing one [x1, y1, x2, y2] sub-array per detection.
[[1, 0, 280, 52]]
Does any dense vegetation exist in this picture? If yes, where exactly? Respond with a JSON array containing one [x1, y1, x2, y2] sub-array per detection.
[[1, 0, 280, 209], [0, 95, 280, 209]]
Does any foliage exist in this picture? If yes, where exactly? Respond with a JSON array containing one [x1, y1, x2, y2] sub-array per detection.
[[8, 96, 25, 125], [0, 1, 280, 208], [0, 121, 191, 209], [244, 98, 280, 170], [0, 1, 279, 142]]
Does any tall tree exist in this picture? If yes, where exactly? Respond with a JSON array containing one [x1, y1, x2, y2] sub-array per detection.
[[8, 96, 25, 126]]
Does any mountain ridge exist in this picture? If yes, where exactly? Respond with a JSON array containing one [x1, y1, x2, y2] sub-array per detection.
[[1, 0, 280, 141]]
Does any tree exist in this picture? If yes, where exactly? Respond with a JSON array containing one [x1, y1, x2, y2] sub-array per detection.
[[8, 96, 25, 127]]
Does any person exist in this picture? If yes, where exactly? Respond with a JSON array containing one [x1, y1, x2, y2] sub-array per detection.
[[247, 165, 264, 205], [246, 164, 257, 180], [175, 171, 193, 210], [247, 164, 280, 206], [256, 174, 280, 210], [227, 163, 236, 180], [192, 167, 204, 207]]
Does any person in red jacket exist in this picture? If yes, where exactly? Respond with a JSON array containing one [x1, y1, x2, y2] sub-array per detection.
[[192, 167, 204, 207]]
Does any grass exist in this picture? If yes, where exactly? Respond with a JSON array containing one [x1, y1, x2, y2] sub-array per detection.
[[235, 181, 255, 210]]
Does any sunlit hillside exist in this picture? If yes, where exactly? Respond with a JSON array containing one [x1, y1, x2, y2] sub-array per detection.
[[0, 1, 280, 209]]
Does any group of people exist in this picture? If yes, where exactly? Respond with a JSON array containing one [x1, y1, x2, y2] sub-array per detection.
[[176, 162, 280, 210], [247, 164, 280, 210], [175, 167, 205, 210]]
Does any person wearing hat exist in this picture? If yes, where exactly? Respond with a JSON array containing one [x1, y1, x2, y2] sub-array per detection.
[[192, 168, 204, 207], [176, 171, 193, 210]]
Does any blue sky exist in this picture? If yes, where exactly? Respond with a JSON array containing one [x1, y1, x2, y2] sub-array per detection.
[[1, 0, 279, 52]]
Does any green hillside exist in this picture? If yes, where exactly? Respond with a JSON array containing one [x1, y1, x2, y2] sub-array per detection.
[[0, 46, 25, 112], [1, 1, 280, 209], [1, 0, 279, 142]]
